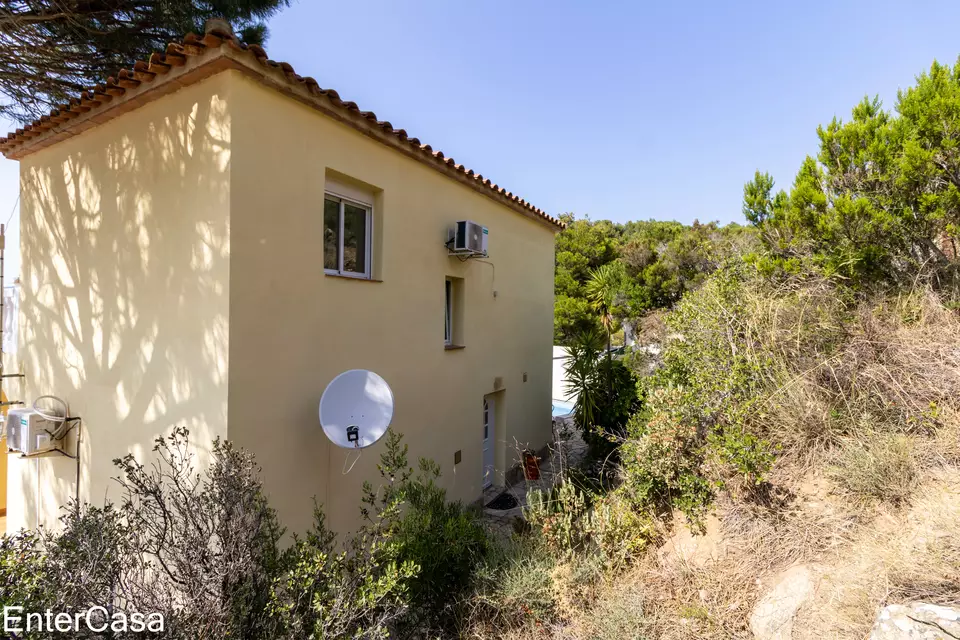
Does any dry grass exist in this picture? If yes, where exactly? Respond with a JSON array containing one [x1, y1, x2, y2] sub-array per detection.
[[829, 433, 918, 504], [753, 286, 960, 465], [552, 459, 960, 640], [797, 466, 960, 639]]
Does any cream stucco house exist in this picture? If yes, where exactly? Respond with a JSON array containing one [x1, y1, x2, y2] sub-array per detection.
[[0, 22, 562, 535]]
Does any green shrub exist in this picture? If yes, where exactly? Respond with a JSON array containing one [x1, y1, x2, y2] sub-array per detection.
[[394, 457, 490, 635], [589, 490, 655, 567], [525, 480, 654, 567], [616, 264, 791, 522], [40, 503, 130, 629], [525, 482, 592, 556], [0, 530, 46, 614], [269, 502, 416, 640], [621, 387, 714, 526], [0, 430, 289, 639]]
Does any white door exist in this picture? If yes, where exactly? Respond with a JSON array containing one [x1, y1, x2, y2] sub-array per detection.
[[482, 399, 494, 488]]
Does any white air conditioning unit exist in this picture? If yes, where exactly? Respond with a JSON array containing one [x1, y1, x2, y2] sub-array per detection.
[[6, 408, 57, 455], [449, 220, 488, 256]]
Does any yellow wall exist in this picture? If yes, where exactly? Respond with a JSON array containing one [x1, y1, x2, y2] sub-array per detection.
[[228, 72, 555, 535], [9, 74, 233, 532], [9, 68, 555, 536]]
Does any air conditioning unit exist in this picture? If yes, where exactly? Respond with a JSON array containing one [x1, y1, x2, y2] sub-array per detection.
[[449, 220, 488, 257], [6, 408, 57, 455]]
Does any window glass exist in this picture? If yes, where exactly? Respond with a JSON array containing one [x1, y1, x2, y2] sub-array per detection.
[[323, 198, 340, 271], [483, 400, 489, 438], [342, 202, 368, 274]]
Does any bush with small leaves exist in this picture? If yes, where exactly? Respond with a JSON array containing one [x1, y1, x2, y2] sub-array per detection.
[[393, 456, 490, 636], [0, 529, 46, 617]]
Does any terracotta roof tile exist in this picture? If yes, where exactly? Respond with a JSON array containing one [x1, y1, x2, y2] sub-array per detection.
[[0, 22, 562, 230]]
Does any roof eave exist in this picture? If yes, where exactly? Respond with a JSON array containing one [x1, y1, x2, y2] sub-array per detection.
[[1, 32, 564, 231]]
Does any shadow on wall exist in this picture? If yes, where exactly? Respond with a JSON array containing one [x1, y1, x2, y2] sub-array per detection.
[[13, 81, 233, 530]]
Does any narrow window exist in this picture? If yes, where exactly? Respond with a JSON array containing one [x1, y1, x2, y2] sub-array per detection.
[[324, 195, 372, 278], [444, 276, 465, 348], [445, 278, 453, 345]]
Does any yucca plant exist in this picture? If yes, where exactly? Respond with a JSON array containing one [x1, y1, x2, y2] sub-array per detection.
[[564, 328, 605, 437]]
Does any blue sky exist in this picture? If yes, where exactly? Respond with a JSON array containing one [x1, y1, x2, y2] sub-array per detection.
[[2, 0, 960, 275]]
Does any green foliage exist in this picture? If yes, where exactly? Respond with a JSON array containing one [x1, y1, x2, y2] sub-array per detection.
[[115, 428, 288, 638], [0, 530, 46, 614], [746, 58, 960, 289], [525, 482, 592, 556], [617, 265, 780, 525], [564, 328, 608, 432], [589, 491, 654, 567], [621, 387, 714, 525], [620, 221, 757, 317], [554, 214, 756, 344], [586, 262, 625, 342], [0, 429, 291, 639], [393, 457, 490, 635], [593, 359, 641, 437], [275, 430, 491, 638], [40, 503, 130, 626], [271, 433, 423, 639], [524, 480, 654, 570], [563, 328, 640, 455], [270, 501, 416, 640], [0, 0, 290, 122], [555, 294, 602, 343]]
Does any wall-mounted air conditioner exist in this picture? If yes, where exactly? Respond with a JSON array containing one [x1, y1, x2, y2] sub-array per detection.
[[6, 408, 57, 455], [448, 220, 488, 257]]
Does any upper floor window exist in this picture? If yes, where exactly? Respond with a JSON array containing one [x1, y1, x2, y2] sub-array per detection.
[[444, 276, 464, 348], [324, 194, 372, 278], [445, 278, 453, 345]]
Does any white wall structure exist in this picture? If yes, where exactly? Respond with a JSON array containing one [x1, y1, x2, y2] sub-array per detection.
[[552, 346, 572, 404]]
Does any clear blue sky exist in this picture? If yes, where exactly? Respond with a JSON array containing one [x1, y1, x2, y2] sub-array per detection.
[[3, 0, 960, 276]]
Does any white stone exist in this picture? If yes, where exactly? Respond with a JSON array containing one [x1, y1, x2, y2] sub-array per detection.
[[870, 602, 960, 639], [750, 565, 816, 640]]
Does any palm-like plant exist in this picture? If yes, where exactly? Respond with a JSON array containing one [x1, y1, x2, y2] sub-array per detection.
[[563, 328, 606, 433], [585, 263, 621, 360], [585, 263, 623, 398]]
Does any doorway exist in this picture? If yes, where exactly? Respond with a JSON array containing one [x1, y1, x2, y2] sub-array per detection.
[[482, 398, 494, 488]]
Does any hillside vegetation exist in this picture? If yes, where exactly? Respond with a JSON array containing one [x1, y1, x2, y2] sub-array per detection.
[[495, 57, 960, 640]]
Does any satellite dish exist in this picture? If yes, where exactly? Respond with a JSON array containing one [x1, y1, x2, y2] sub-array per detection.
[[319, 370, 394, 449]]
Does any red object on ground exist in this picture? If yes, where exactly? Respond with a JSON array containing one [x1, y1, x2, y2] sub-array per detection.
[[523, 451, 540, 480]]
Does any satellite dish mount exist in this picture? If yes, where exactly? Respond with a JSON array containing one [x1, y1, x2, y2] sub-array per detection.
[[346, 425, 360, 446]]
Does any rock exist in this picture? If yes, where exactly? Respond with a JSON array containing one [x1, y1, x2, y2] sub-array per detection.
[[870, 603, 960, 639], [750, 565, 816, 640]]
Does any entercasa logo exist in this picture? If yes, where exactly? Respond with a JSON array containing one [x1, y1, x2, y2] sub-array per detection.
[[3, 606, 164, 635]]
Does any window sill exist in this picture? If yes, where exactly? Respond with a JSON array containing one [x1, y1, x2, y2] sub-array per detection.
[[444, 344, 466, 351], [324, 273, 382, 283]]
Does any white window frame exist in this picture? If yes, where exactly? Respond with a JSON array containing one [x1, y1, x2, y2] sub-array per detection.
[[444, 278, 453, 345], [324, 192, 373, 279]]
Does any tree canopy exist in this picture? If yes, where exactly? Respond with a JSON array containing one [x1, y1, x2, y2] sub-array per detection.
[[0, 0, 289, 123], [553, 214, 755, 344], [744, 59, 960, 289]]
